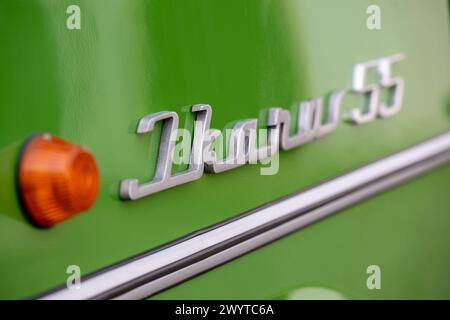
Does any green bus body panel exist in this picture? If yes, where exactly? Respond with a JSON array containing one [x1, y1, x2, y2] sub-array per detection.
[[0, 0, 449, 299]]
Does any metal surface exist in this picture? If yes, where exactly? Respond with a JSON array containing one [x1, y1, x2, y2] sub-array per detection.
[[349, 54, 405, 123], [120, 54, 404, 199], [117, 150, 450, 300], [120, 105, 212, 200], [40, 131, 450, 299]]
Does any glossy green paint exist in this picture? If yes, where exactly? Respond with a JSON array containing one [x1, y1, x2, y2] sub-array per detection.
[[0, 0, 449, 299]]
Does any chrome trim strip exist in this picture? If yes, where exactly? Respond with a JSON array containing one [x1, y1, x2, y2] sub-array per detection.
[[40, 131, 450, 300]]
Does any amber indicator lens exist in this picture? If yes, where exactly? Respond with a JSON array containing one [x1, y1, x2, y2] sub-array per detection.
[[18, 134, 99, 228]]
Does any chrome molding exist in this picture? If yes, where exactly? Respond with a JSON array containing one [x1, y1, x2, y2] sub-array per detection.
[[40, 131, 450, 300]]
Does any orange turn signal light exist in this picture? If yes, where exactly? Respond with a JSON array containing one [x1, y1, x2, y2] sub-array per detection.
[[18, 134, 99, 228]]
